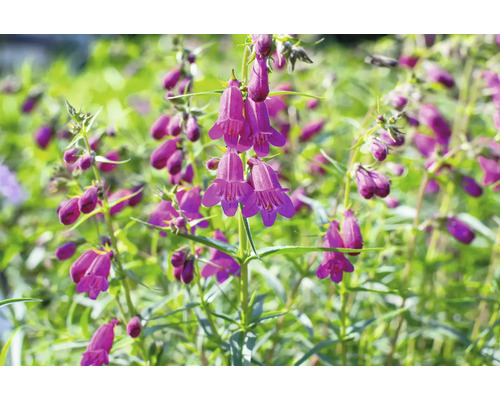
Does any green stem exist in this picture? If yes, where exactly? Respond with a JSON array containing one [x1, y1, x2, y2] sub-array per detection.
[[241, 43, 251, 85], [238, 209, 250, 331]]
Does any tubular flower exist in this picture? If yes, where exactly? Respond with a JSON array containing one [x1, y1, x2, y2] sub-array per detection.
[[109, 189, 132, 215], [186, 115, 200, 142], [167, 116, 182, 137], [379, 130, 405, 147], [58, 197, 81, 225], [399, 54, 419, 68], [355, 167, 376, 199], [162, 66, 181, 90], [64, 148, 79, 164], [248, 55, 270, 102], [77, 153, 93, 171], [385, 197, 400, 208], [126, 316, 141, 338], [55, 242, 77, 261], [419, 104, 451, 146], [342, 210, 363, 256], [201, 230, 240, 283], [79, 186, 98, 214], [70, 249, 99, 283], [253, 34, 273, 57], [99, 151, 119, 172], [148, 200, 180, 237], [371, 139, 388, 161], [75, 250, 113, 300], [81, 319, 119, 366], [241, 158, 294, 227], [34, 126, 53, 149], [316, 221, 354, 283], [209, 78, 250, 148], [428, 66, 455, 88], [150, 137, 180, 170], [392, 94, 407, 110], [478, 156, 500, 185], [446, 217, 475, 245], [176, 187, 209, 229], [426, 179, 440, 194], [370, 170, 391, 198], [202, 148, 253, 216], [461, 176, 483, 197], [167, 149, 183, 175], [150, 115, 170, 140], [413, 133, 437, 158], [240, 97, 286, 157], [300, 120, 324, 142]]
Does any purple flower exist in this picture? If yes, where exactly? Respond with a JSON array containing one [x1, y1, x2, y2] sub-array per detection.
[[399, 55, 419, 68], [88, 135, 100, 151], [174, 257, 194, 284], [446, 217, 475, 245], [58, 197, 81, 225], [428, 66, 455, 88], [163, 66, 181, 90], [171, 248, 188, 268], [75, 250, 113, 300], [300, 120, 324, 142], [342, 210, 363, 256], [79, 186, 99, 214], [0, 164, 26, 205], [108, 189, 132, 215], [413, 133, 437, 158], [149, 200, 180, 237], [370, 171, 391, 198], [77, 153, 93, 171], [34, 126, 53, 150], [419, 104, 451, 146], [241, 158, 294, 227], [64, 149, 79, 164], [150, 137, 180, 170], [392, 94, 407, 110], [55, 242, 77, 260], [128, 185, 144, 207], [126, 316, 141, 338], [478, 156, 500, 185], [426, 179, 440, 194], [209, 78, 249, 148], [494, 110, 500, 132], [461, 176, 483, 197], [406, 114, 420, 127], [309, 154, 328, 175], [187, 53, 196, 63], [379, 130, 405, 147], [167, 116, 182, 137], [186, 115, 200, 142], [483, 71, 500, 107], [150, 115, 170, 140], [424, 34, 436, 47], [306, 98, 320, 110], [182, 164, 194, 184], [384, 197, 400, 208], [81, 319, 119, 366], [70, 249, 99, 283], [202, 148, 253, 217], [167, 149, 183, 175], [248, 55, 270, 102], [201, 230, 240, 283], [240, 98, 286, 157], [290, 187, 310, 212], [316, 221, 354, 283], [206, 158, 220, 170], [178, 76, 193, 95], [253, 34, 273, 57], [386, 162, 405, 176], [371, 139, 388, 161], [356, 167, 376, 199], [176, 187, 209, 229], [265, 96, 287, 118], [22, 97, 38, 113]]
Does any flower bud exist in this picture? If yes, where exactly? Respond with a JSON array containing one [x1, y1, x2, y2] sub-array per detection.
[[167, 149, 183, 175], [182, 259, 195, 284], [34, 126, 53, 149], [206, 158, 220, 170], [128, 185, 143, 207], [391, 94, 407, 110], [126, 316, 142, 338], [79, 186, 98, 214], [22, 96, 38, 113], [150, 115, 170, 140], [461, 176, 483, 197], [399, 55, 419, 68], [371, 140, 388, 161], [306, 98, 320, 110], [98, 151, 120, 172], [356, 167, 376, 199], [386, 162, 405, 176], [150, 138, 180, 170], [58, 197, 81, 225], [55, 242, 77, 260], [178, 76, 192, 94], [187, 53, 196, 64], [78, 153, 93, 171], [253, 34, 273, 57], [167, 116, 182, 137], [379, 130, 405, 147], [426, 179, 440, 194], [88, 135, 100, 151], [173, 266, 183, 282], [428, 66, 455, 88], [64, 149, 79, 164], [384, 197, 400, 208], [100, 236, 112, 247], [248, 55, 269, 102], [182, 164, 194, 183], [186, 115, 200, 142], [446, 217, 475, 244], [171, 249, 187, 269], [342, 210, 363, 256], [163, 66, 181, 90], [174, 217, 186, 230], [369, 171, 391, 198], [300, 120, 324, 142]]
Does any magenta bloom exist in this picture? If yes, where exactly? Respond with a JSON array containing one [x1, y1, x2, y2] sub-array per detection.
[[316, 221, 354, 283], [167, 116, 182, 137], [379, 130, 405, 147], [58, 197, 81, 225], [22, 97, 38, 113], [149, 200, 180, 237], [150, 115, 170, 140], [399, 54, 419, 68], [127, 316, 141, 338], [209, 78, 249, 148], [371, 140, 388, 161], [186, 115, 200, 142], [171, 248, 188, 269], [300, 120, 324, 142], [306, 98, 320, 110], [150, 137, 180, 170], [419, 104, 451, 146], [70, 249, 99, 283], [240, 98, 286, 157], [202, 148, 253, 217], [446, 217, 475, 245], [241, 158, 294, 227], [413, 133, 437, 158], [88, 135, 100, 151], [167, 149, 183, 175], [108, 189, 132, 215], [253, 34, 273, 57], [426, 179, 440, 194], [356, 167, 376, 199], [265, 96, 287, 118], [81, 319, 119, 366], [79, 186, 98, 214], [428, 66, 455, 88], [370, 171, 391, 198], [384, 197, 400, 208], [55, 242, 77, 261], [342, 210, 363, 256], [77, 153, 92, 171], [182, 164, 194, 184], [201, 230, 240, 283], [34, 126, 53, 149], [76, 250, 113, 300], [478, 156, 500, 185], [290, 187, 310, 213], [177, 187, 209, 229], [206, 158, 219, 170], [163, 66, 181, 90], [309, 154, 328, 175], [248, 55, 270, 102], [64, 148, 79, 164], [387, 162, 406, 176], [128, 185, 144, 207], [173, 256, 194, 284], [392, 94, 407, 110], [178, 76, 192, 94], [461, 176, 483, 197]]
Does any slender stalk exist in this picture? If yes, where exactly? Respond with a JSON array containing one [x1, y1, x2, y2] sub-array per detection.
[[238, 209, 250, 331]]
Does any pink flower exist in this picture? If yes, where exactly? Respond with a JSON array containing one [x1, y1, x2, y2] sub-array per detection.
[[202, 148, 253, 217], [300, 120, 324, 142], [58, 197, 81, 225], [186, 115, 200, 142], [108, 189, 132, 215], [163, 66, 181, 90], [248, 55, 269, 102], [64, 148, 79, 164], [342, 210, 363, 256], [306, 98, 320, 110], [413, 133, 437, 158], [75, 250, 113, 300], [79, 186, 98, 214], [176, 187, 209, 229], [167, 116, 182, 137], [127, 316, 141, 338], [81, 319, 119, 366], [478, 156, 500, 185], [419, 104, 451, 146], [428, 66, 455, 88], [98, 151, 120, 172], [356, 167, 376, 199], [316, 221, 354, 283], [70, 249, 99, 283], [201, 230, 240, 283], [252, 34, 273, 57], [55, 242, 77, 261], [150, 137, 180, 170], [399, 55, 419, 68], [150, 115, 170, 140], [209, 78, 250, 148], [241, 158, 294, 227], [167, 149, 183, 175], [149, 200, 180, 237], [384, 197, 400, 208]]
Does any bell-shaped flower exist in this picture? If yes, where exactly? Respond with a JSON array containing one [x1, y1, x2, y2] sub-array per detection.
[[150, 115, 170, 140], [461, 176, 483, 197], [75, 250, 113, 300], [355, 167, 376, 199], [419, 104, 451, 146], [163, 66, 181, 90], [176, 187, 208, 229], [342, 210, 363, 256], [81, 319, 119, 366], [446, 217, 475, 245], [201, 230, 240, 283], [70, 249, 99, 283], [248, 55, 269, 102], [478, 156, 500, 185], [58, 197, 81, 225], [150, 137, 180, 170], [148, 200, 180, 237], [79, 186, 98, 214], [55, 242, 77, 261], [126, 316, 141, 338]]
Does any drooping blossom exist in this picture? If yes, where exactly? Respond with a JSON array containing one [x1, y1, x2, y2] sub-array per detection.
[[186, 115, 200, 142], [241, 158, 294, 227], [399, 55, 419, 68], [306, 98, 320, 110], [379, 130, 405, 147], [316, 221, 354, 283], [150, 115, 170, 140], [300, 120, 324, 142], [167, 149, 183, 175], [209, 78, 249, 148], [167, 116, 182, 137], [79, 186, 98, 214], [163, 66, 182, 90], [425, 179, 440, 194], [177, 187, 209, 229], [392, 94, 407, 110], [446, 217, 475, 245], [290, 187, 310, 212], [202, 148, 253, 217], [34, 126, 53, 149], [81, 319, 119, 366], [369, 170, 391, 198], [419, 104, 451, 146], [240, 97, 286, 157], [309, 154, 328, 175], [248, 55, 270, 102], [64, 148, 79, 164], [150, 137, 180, 170], [461, 176, 483, 197], [253, 34, 273, 57], [384, 197, 400, 208], [109, 189, 132, 215], [75, 250, 113, 300], [201, 230, 240, 283], [58, 197, 81, 225], [413, 133, 437, 158], [356, 167, 376, 199], [371, 139, 388, 161], [342, 210, 363, 256], [149, 200, 180, 237], [76, 153, 93, 171], [477, 156, 500, 185], [55, 242, 77, 260], [126, 316, 141, 338], [427, 66, 455, 88]]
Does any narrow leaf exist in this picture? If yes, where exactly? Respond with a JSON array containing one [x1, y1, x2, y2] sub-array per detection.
[[0, 298, 42, 309]]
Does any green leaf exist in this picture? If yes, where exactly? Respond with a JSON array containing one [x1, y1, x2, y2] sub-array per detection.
[[0, 327, 22, 366], [242, 215, 260, 261], [346, 307, 409, 336], [84, 106, 102, 131], [268, 90, 324, 100], [248, 245, 383, 261], [165, 90, 224, 100], [147, 303, 200, 321], [251, 310, 288, 324], [124, 269, 151, 290], [251, 262, 286, 304], [132, 218, 239, 258], [294, 339, 341, 366], [0, 298, 42, 309], [294, 311, 314, 339], [230, 331, 258, 366], [95, 156, 131, 165]]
